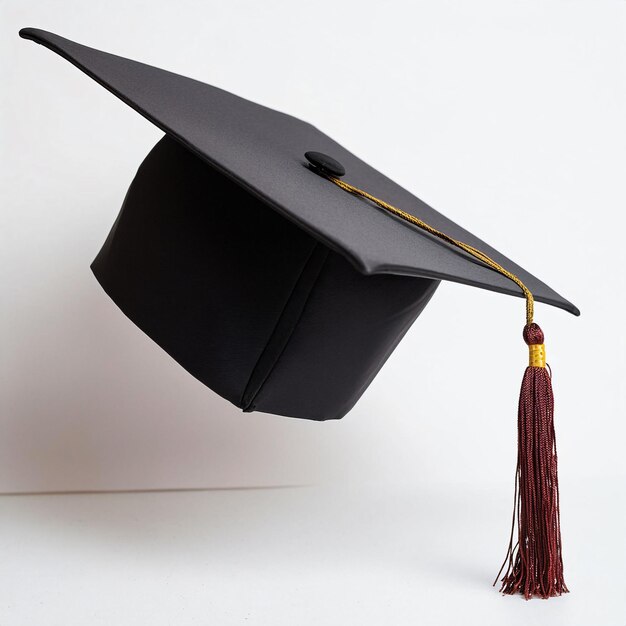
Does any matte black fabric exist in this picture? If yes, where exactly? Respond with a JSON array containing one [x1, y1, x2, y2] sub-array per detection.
[[20, 28, 578, 316], [93, 136, 438, 419], [20, 28, 579, 420]]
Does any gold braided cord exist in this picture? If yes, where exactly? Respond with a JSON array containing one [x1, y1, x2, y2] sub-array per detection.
[[326, 176, 534, 325]]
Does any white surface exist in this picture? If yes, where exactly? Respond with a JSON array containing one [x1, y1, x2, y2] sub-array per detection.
[[1, 0, 625, 622], [1, 480, 625, 625]]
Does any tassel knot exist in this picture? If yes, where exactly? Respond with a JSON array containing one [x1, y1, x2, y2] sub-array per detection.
[[523, 322, 544, 345]]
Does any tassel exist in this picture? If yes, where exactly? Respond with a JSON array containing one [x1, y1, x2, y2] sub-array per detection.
[[494, 323, 568, 599], [314, 172, 569, 598]]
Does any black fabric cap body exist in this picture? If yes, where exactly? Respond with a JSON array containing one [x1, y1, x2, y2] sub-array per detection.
[[94, 136, 438, 419], [20, 28, 579, 421]]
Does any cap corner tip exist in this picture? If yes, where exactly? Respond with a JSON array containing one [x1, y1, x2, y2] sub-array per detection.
[[562, 300, 580, 317], [19, 27, 36, 40]]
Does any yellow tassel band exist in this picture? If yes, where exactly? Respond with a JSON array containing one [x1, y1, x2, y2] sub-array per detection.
[[528, 344, 546, 368]]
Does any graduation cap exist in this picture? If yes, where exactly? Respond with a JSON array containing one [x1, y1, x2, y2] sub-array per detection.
[[20, 27, 577, 598]]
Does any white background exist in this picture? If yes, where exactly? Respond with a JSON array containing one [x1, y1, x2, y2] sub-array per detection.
[[1, 1, 625, 624]]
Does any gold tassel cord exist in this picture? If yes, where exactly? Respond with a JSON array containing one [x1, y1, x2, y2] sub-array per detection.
[[325, 175, 535, 326]]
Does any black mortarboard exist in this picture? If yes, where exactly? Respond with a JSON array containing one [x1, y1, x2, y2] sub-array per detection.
[[20, 28, 577, 598]]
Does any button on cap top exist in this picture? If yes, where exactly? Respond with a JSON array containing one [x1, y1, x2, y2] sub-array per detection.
[[305, 151, 346, 178]]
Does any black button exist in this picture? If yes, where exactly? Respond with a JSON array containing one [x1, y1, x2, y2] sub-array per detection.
[[305, 151, 346, 178]]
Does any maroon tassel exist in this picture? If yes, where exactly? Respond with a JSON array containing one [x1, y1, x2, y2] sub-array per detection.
[[315, 172, 571, 598], [495, 323, 568, 599]]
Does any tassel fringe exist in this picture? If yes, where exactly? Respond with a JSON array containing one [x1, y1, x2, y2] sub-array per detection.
[[495, 323, 568, 599]]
